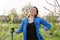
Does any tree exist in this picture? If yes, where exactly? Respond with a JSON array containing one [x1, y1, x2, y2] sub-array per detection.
[[19, 4, 32, 19]]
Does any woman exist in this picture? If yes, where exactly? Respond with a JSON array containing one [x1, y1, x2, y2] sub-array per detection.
[[16, 6, 51, 40]]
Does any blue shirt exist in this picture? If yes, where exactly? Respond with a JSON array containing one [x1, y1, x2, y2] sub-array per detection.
[[16, 17, 51, 40]]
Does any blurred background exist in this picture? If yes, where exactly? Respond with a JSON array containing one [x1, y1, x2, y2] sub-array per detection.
[[0, 0, 60, 40]]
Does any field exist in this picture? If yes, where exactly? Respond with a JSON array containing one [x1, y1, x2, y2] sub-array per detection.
[[0, 23, 60, 40]]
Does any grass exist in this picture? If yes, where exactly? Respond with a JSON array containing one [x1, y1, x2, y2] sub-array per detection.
[[42, 32, 60, 40], [0, 23, 60, 40]]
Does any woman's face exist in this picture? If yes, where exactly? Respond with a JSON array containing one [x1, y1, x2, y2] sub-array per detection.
[[29, 7, 37, 16]]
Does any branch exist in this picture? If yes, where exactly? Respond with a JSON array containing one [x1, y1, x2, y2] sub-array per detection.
[[44, 7, 54, 13], [56, 0, 60, 7], [44, 7, 60, 15], [45, 0, 58, 6]]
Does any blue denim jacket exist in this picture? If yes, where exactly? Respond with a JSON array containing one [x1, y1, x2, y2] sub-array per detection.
[[16, 17, 51, 40]]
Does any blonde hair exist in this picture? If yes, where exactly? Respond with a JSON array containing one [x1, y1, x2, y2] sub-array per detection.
[[27, 13, 30, 17]]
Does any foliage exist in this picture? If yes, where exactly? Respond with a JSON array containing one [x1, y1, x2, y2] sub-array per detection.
[[44, 12, 60, 37]]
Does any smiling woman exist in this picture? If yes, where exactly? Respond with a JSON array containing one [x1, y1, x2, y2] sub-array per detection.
[[16, 6, 51, 40], [0, 0, 60, 40]]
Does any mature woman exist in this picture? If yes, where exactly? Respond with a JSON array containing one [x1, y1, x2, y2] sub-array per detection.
[[16, 6, 51, 40]]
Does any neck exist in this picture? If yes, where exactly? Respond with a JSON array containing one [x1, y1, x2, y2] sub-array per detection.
[[29, 15, 34, 18]]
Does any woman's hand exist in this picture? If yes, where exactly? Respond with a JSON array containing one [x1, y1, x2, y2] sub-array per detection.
[[41, 28, 49, 34], [41, 28, 46, 32]]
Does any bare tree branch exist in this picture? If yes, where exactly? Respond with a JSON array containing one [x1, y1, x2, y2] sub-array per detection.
[[44, 7, 60, 15], [45, 0, 60, 16], [45, 0, 58, 6], [44, 7, 54, 13], [56, 0, 60, 7]]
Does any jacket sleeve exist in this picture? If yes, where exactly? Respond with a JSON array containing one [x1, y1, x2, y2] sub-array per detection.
[[40, 18, 51, 31], [16, 19, 24, 34]]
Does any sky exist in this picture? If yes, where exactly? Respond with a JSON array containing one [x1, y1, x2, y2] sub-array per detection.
[[0, 0, 60, 17]]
